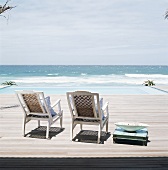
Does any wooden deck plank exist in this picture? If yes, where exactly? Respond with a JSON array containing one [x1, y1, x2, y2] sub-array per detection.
[[0, 94, 168, 157]]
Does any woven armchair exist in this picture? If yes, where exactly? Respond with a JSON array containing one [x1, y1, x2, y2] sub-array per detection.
[[16, 91, 63, 139], [67, 91, 109, 143]]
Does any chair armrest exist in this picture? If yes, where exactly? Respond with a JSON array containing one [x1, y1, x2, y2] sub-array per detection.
[[51, 99, 61, 113], [51, 99, 61, 108], [102, 102, 109, 117]]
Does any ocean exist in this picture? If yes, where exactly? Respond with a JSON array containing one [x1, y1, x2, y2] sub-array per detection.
[[0, 65, 168, 87]]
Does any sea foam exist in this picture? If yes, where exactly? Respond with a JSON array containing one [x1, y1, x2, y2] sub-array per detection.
[[125, 74, 168, 78], [11, 73, 168, 86]]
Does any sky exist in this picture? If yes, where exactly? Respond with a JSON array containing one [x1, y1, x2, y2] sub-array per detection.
[[0, 0, 168, 65]]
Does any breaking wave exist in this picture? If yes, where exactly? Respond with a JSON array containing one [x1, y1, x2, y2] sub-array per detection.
[[125, 74, 168, 78], [9, 73, 168, 87]]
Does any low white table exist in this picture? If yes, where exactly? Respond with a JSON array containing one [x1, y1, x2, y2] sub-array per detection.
[[113, 127, 148, 146]]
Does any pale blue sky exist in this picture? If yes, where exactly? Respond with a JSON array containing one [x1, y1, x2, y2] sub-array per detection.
[[0, 0, 168, 65]]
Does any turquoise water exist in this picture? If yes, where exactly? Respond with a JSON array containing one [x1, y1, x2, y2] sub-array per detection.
[[0, 65, 168, 94], [0, 86, 167, 94], [0, 65, 168, 87]]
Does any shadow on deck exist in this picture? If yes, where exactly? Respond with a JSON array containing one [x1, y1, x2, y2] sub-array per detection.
[[72, 130, 111, 144], [25, 126, 65, 139]]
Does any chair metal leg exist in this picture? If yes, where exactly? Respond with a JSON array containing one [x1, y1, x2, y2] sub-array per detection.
[[22, 117, 26, 137], [106, 121, 108, 132], [71, 123, 74, 140], [60, 116, 63, 128], [71, 123, 77, 140], [38, 120, 40, 128], [98, 125, 101, 144], [46, 121, 50, 139], [80, 124, 82, 131]]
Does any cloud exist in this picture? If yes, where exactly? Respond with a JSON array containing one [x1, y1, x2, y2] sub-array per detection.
[[0, 0, 168, 65]]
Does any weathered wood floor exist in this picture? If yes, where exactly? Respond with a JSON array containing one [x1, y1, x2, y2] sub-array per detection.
[[0, 94, 168, 157]]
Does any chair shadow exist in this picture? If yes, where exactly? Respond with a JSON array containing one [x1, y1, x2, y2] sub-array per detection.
[[25, 126, 65, 139], [73, 130, 111, 144]]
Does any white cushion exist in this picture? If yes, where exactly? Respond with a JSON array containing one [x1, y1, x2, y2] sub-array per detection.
[[115, 122, 149, 132], [95, 97, 104, 119], [95, 97, 103, 111], [42, 96, 57, 116]]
